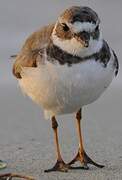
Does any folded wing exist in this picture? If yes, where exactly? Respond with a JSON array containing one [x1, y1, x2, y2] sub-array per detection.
[[13, 24, 54, 79]]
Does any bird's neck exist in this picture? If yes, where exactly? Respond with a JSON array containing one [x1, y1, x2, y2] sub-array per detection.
[[52, 33, 103, 58], [46, 39, 110, 67]]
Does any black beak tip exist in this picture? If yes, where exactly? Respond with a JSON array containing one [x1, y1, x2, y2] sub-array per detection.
[[84, 41, 89, 48]]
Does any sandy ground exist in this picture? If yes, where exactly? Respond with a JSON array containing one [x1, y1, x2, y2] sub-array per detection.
[[0, 0, 122, 179]]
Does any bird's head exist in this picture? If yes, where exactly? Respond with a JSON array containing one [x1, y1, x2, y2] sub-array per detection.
[[52, 6, 103, 57]]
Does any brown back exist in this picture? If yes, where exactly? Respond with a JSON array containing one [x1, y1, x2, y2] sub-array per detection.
[[13, 24, 54, 78]]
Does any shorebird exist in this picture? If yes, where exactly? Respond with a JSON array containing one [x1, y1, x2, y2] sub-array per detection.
[[8, 6, 119, 174]]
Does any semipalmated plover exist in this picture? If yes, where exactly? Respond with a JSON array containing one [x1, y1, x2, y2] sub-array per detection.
[[12, 6, 119, 172]]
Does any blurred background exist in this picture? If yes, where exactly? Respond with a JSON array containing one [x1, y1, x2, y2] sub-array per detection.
[[0, 0, 122, 179]]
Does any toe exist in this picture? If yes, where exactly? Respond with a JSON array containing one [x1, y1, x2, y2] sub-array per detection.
[[44, 160, 69, 173]]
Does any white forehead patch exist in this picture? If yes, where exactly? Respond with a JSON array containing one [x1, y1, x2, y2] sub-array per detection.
[[71, 21, 96, 33]]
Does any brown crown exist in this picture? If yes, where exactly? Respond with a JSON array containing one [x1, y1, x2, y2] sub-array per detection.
[[59, 6, 100, 24]]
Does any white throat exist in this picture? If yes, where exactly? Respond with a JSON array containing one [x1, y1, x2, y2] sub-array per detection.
[[52, 31, 103, 57]]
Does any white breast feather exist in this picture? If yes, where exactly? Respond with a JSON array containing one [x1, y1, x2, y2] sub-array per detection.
[[19, 55, 115, 119]]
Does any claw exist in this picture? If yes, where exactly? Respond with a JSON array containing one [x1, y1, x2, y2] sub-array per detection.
[[70, 165, 89, 170], [68, 150, 104, 169], [84, 151, 104, 168], [44, 160, 69, 173]]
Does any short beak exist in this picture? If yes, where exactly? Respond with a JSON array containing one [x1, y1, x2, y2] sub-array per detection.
[[74, 32, 90, 48]]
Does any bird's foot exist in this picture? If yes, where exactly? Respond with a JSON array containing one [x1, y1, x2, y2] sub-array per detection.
[[0, 173, 35, 180], [68, 149, 104, 169], [44, 159, 70, 173]]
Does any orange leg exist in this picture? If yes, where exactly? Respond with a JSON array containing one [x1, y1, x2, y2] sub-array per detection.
[[45, 116, 69, 172], [69, 108, 104, 169]]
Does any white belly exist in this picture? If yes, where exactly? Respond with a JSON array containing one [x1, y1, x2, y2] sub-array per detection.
[[19, 58, 115, 118]]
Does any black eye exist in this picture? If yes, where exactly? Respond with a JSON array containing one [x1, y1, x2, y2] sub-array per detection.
[[62, 23, 69, 32], [95, 25, 99, 31]]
